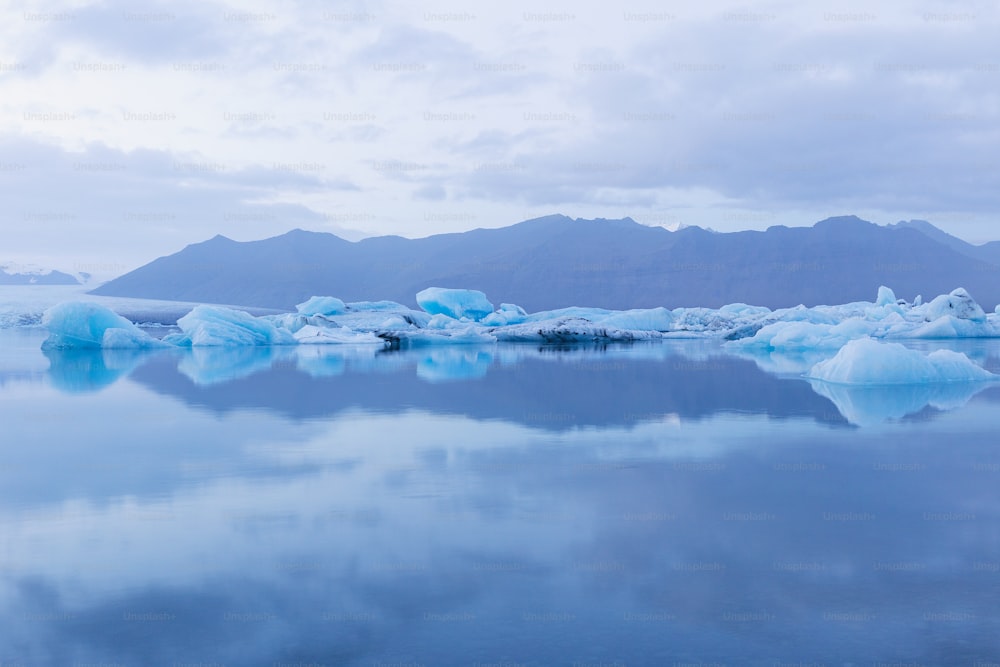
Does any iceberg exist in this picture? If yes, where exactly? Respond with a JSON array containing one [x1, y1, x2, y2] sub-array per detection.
[[292, 324, 386, 346], [173, 305, 297, 346], [806, 338, 996, 385], [919, 288, 987, 322], [493, 317, 663, 343], [295, 296, 346, 316], [729, 318, 877, 351], [41, 302, 168, 350], [597, 307, 674, 332], [480, 303, 528, 326], [727, 286, 999, 349], [416, 287, 494, 321], [875, 285, 897, 307], [346, 300, 410, 312], [385, 327, 497, 348]]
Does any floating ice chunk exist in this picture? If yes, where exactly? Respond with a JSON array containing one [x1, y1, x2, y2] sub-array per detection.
[[806, 338, 995, 385], [598, 307, 674, 332], [526, 306, 614, 323], [416, 287, 494, 321], [718, 303, 771, 318], [377, 315, 416, 331], [425, 313, 463, 330], [904, 315, 997, 338], [295, 296, 346, 316], [875, 286, 896, 307], [292, 324, 387, 345], [41, 302, 168, 349], [920, 288, 986, 322], [264, 313, 315, 334], [729, 318, 876, 351], [771, 305, 839, 325], [731, 322, 839, 350], [669, 307, 737, 333], [481, 303, 528, 326], [332, 308, 431, 332], [388, 327, 497, 347], [494, 317, 662, 343], [176, 305, 297, 346], [347, 300, 410, 312]]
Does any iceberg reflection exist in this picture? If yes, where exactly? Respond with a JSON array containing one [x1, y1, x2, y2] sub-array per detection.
[[177, 345, 294, 386], [808, 379, 994, 426], [44, 347, 168, 393], [39, 340, 1000, 426]]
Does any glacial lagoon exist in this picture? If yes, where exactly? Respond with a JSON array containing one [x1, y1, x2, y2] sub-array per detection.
[[2, 326, 1000, 665]]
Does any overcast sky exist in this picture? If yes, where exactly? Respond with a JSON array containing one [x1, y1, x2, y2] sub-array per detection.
[[2, 0, 998, 274]]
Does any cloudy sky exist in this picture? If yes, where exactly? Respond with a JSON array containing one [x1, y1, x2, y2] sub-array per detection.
[[2, 0, 998, 274]]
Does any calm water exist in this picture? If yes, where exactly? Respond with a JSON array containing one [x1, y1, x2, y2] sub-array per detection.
[[2, 328, 1000, 666]]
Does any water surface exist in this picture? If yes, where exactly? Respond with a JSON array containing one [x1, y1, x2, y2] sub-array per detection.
[[2, 329, 999, 666]]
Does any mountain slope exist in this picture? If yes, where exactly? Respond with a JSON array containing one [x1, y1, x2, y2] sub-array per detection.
[[91, 215, 1000, 311], [0, 262, 81, 285], [889, 219, 1000, 266]]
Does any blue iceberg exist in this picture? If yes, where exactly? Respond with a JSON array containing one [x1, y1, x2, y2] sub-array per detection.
[[416, 287, 494, 321], [295, 296, 347, 316], [171, 305, 297, 346], [41, 302, 168, 350]]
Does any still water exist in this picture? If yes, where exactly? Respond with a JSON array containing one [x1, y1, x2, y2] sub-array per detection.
[[2, 328, 999, 666]]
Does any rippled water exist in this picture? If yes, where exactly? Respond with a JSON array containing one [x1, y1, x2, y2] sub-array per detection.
[[2, 326, 1000, 666]]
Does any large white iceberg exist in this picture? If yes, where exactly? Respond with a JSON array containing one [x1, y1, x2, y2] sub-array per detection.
[[416, 287, 494, 321], [806, 338, 996, 385], [41, 302, 168, 350]]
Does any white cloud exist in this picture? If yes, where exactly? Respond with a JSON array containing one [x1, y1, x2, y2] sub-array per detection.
[[2, 0, 1000, 269]]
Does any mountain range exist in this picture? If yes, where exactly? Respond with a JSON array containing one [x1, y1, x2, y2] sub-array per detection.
[[90, 215, 1000, 311], [0, 263, 83, 286]]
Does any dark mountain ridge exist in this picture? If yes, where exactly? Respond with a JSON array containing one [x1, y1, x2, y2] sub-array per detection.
[[91, 215, 1000, 311]]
